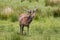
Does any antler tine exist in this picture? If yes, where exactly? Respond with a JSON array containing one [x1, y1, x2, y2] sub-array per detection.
[[34, 5, 38, 11], [34, 8, 37, 12], [23, 7, 30, 12]]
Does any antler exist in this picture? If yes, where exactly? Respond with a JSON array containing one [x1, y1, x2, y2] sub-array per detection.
[[22, 7, 30, 12], [33, 5, 38, 12], [33, 7, 38, 13]]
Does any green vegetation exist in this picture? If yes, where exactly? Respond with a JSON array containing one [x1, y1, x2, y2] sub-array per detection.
[[0, 0, 60, 40], [0, 17, 60, 40]]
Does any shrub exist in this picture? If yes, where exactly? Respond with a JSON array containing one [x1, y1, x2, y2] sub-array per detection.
[[0, 14, 7, 20], [45, 0, 60, 6], [10, 13, 18, 22], [0, 13, 10, 20], [53, 8, 60, 17]]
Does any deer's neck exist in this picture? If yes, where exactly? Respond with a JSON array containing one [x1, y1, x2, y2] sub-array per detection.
[[27, 15, 33, 24]]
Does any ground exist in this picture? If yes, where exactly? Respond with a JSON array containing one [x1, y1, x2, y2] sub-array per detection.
[[0, 17, 60, 40]]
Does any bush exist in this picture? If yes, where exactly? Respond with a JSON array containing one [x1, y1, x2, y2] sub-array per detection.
[[53, 7, 60, 17], [45, 0, 60, 6], [0, 13, 11, 20], [10, 13, 18, 22], [0, 14, 8, 20]]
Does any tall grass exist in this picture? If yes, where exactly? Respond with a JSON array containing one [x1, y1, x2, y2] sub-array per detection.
[[0, 0, 60, 20], [10, 13, 18, 22], [0, 0, 60, 40], [0, 17, 60, 40]]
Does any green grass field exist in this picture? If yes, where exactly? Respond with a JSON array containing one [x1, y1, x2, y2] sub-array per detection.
[[0, 17, 60, 40], [0, 0, 60, 40]]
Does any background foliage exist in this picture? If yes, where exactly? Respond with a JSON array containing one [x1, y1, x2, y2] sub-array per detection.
[[0, 0, 60, 40]]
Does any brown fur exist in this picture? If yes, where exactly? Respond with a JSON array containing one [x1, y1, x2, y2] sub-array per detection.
[[19, 9, 37, 35]]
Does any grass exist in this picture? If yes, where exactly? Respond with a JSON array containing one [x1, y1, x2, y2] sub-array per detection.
[[0, 17, 60, 40], [0, 0, 60, 40]]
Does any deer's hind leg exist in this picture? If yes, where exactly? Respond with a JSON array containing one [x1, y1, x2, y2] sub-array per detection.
[[20, 24, 24, 35], [27, 25, 29, 35]]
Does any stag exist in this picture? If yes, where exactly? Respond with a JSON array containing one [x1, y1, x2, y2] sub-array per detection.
[[19, 8, 37, 35]]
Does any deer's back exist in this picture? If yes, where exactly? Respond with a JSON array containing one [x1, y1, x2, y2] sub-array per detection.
[[19, 13, 29, 25]]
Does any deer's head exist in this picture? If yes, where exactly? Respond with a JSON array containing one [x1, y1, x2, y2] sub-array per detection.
[[24, 8, 37, 18]]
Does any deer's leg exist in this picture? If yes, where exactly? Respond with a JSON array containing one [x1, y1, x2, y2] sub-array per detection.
[[20, 24, 22, 34], [20, 24, 24, 35], [27, 25, 29, 35]]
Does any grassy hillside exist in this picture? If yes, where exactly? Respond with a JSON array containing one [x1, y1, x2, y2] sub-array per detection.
[[0, 17, 60, 40], [0, 0, 60, 40]]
